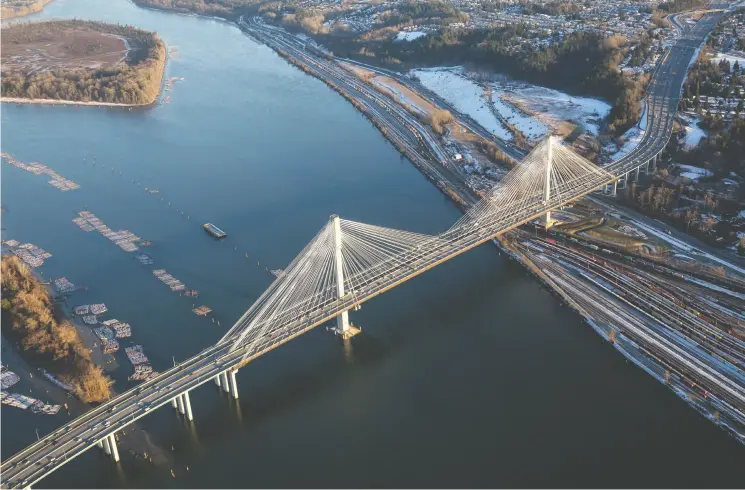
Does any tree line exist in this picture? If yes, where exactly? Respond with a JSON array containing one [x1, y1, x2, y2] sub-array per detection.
[[1, 256, 113, 403]]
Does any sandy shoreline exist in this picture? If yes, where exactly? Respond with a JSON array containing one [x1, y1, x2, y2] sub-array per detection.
[[1, 96, 153, 107]]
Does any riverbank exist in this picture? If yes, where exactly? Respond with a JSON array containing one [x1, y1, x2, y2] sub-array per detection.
[[1, 0, 53, 19], [0, 97, 155, 107]]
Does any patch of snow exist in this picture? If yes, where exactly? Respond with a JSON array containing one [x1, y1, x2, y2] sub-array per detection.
[[608, 125, 645, 160], [498, 82, 611, 136], [412, 67, 513, 141], [395, 31, 427, 42], [676, 164, 712, 181], [371, 79, 426, 116], [713, 52, 745, 66], [681, 116, 706, 148], [490, 92, 548, 140]]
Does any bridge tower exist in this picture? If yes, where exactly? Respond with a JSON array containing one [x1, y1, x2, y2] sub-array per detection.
[[544, 136, 554, 230], [331, 214, 361, 339]]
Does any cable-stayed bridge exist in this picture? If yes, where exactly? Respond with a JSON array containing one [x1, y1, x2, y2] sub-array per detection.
[[0, 137, 680, 489], [0, 9, 730, 489]]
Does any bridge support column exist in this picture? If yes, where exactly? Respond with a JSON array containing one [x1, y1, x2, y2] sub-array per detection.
[[171, 398, 178, 409], [221, 371, 230, 393], [97, 440, 103, 449], [635, 166, 640, 182], [177, 394, 185, 415], [102, 437, 111, 456], [183, 391, 194, 421], [229, 370, 239, 399], [108, 434, 120, 463], [214, 375, 221, 388], [611, 181, 617, 197]]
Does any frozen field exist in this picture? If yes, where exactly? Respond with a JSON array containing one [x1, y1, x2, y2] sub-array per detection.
[[412, 67, 610, 142], [412, 67, 513, 141], [500, 82, 611, 136]]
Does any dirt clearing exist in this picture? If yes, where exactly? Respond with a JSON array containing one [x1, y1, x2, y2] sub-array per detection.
[[2, 27, 129, 76]]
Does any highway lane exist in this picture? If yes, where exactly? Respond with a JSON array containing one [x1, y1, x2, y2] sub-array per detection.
[[0, 10, 731, 489]]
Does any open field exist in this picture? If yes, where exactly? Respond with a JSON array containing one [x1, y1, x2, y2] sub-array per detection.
[[2, 27, 130, 76]]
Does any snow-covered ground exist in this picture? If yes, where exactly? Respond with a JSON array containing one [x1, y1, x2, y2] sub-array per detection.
[[493, 80, 610, 137], [412, 67, 612, 142], [681, 116, 706, 148], [713, 52, 745, 66], [395, 31, 426, 42], [489, 87, 548, 140], [412, 67, 513, 141], [608, 125, 645, 160], [676, 163, 712, 181], [371, 79, 426, 116]]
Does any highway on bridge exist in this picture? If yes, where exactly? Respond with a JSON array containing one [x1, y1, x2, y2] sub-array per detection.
[[0, 9, 731, 490]]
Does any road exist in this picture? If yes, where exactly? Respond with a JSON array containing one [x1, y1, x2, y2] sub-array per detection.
[[0, 9, 731, 489]]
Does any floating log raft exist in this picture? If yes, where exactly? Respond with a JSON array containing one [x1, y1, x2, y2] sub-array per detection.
[[192, 305, 212, 316], [73, 305, 90, 315], [74, 211, 141, 252], [82, 315, 98, 325], [90, 303, 108, 315], [54, 277, 75, 293], [1, 367, 20, 390], [2, 152, 80, 192], [6, 242, 51, 268], [0, 391, 61, 414], [102, 319, 132, 338], [125, 345, 149, 366], [153, 269, 186, 292]]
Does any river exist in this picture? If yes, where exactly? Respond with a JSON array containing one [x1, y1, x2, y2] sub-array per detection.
[[1, 0, 744, 487]]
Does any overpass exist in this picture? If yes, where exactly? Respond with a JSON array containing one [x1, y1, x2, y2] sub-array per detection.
[[0, 9, 731, 490]]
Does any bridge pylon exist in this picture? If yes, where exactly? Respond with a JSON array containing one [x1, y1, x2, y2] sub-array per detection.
[[331, 214, 360, 339]]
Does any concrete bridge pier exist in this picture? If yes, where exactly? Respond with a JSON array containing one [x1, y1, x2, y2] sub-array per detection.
[[214, 375, 221, 388], [229, 370, 239, 399], [221, 371, 230, 392], [108, 434, 120, 463], [96, 440, 103, 449], [611, 181, 618, 197], [635, 166, 640, 182], [183, 391, 194, 421], [171, 398, 178, 409], [102, 437, 111, 456], [177, 394, 185, 415]]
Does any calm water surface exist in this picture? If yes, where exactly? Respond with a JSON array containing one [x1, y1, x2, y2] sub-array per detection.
[[1, 0, 744, 487]]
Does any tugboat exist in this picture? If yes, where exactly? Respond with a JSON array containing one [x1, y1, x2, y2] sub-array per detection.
[[203, 223, 227, 239]]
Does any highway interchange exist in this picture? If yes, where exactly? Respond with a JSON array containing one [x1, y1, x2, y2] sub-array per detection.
[[1, 7, 741, 489]]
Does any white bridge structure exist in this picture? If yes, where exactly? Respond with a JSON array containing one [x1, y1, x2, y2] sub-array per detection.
[[0, 136, 661, 489], [0, 9, 728, 488]]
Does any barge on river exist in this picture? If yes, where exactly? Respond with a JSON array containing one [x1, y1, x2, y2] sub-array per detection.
[[203, 223, 227, 239]]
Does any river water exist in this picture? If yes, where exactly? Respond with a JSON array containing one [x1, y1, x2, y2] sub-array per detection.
[[1, 0, 744, 487]]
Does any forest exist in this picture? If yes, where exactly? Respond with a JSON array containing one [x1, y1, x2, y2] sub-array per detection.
[[318, 26, 642, 136], [1, 256, 113, 403], [1, 20, 166, 105]]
